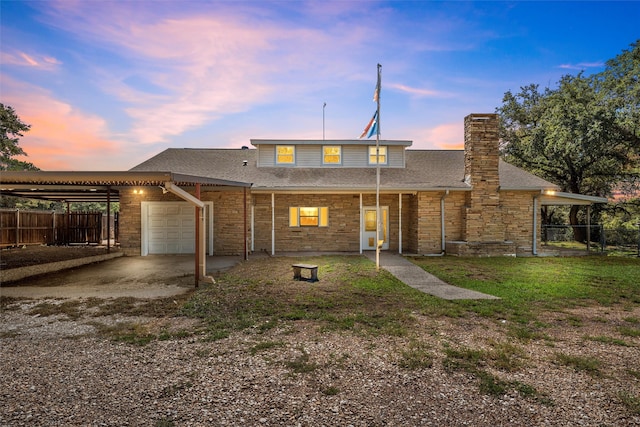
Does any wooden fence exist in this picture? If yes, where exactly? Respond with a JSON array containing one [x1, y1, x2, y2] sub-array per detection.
[[0, 209, 115, 247]]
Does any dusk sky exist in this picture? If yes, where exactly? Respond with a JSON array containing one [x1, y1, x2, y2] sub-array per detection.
[[1, 1, 639, 171]]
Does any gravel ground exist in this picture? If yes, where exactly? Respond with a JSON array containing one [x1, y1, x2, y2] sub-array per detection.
[[1, 298, 639, 427], [1, 249, 639, 426]]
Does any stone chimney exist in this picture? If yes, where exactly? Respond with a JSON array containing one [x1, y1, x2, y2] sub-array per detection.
[[462, 113, 504, 242]]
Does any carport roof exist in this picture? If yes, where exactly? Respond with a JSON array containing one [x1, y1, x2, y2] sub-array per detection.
[[0, 171, 251, 203]]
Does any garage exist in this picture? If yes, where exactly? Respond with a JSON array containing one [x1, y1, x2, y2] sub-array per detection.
[[141, 201, 214, 256], [1, 171, 251, 284]]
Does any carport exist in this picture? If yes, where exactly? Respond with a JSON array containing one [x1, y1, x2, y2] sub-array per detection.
[[0, 171, 251, 286], [535, 190, 609, 254]]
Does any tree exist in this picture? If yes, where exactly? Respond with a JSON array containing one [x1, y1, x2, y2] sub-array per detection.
[[0, 103, 38, 171], [1, 104, 40, 208], [497, 41, 640, 241]]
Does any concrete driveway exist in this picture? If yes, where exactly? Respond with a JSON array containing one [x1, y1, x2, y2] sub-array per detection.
[[1, 255, 242, 299]]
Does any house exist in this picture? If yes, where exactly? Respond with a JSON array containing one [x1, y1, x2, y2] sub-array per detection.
[[121, 113, 606, 258], [1, 113, 607, 261]]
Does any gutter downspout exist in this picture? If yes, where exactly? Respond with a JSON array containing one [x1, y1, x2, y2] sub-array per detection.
[[271, 193, 275, 256], [251, 200, 255, 253], [441, 190, 449, 254], [195, 184, 201, 286], [586, 205, 591, 253], [106, 186, 111, 254], [359, 194, 363, 254], [533, 191, 541, 256], [244, 187, 248, 261], [398, 193, 402, 255]]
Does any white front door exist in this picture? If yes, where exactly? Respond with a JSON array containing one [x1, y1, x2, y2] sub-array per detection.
[[362, 206, 389, 250]]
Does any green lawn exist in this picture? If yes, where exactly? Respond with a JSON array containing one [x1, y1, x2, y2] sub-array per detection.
[[410, 256, 640, 322], [179, 255, 640, 340]]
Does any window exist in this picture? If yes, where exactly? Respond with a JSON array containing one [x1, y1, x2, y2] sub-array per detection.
[[289, 207, 329, 227], [276, 145, 295, 164], [323, 146, 341, 164], [368, 146, 387, 165]]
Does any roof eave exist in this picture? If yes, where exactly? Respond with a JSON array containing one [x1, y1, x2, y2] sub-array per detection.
[[249, 186, 471, 194], [540, 191, 609, 205], [0, 171, 251, 188]]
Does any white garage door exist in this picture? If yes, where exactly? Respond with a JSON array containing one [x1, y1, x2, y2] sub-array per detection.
[[141, 201, 214, 256], [147, 202, 195, 254]]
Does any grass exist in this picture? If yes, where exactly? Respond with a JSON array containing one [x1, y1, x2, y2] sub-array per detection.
[[180, 255, 425, 341], [249, 340, 286, 355], [619, 326, 640, 338], [284, 347, 317, 374], [92, 321, 156, 346], [5, 253, 638, 413], [618, 391, 640, 415], [321, 386, 340, 396], [554, 352, 602, 376], [410, 256, 640, 324], [178, 254, 640, 345], [398, 340, 434, 370], [442, 344, 548, 402], [585, 335, 634, 347], [28, 300, 84, 320]]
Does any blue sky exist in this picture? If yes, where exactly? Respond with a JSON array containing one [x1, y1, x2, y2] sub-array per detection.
[[1, 1, 638, 170]]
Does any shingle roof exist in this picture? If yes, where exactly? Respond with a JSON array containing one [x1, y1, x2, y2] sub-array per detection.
[[130, 148, 558, 192]]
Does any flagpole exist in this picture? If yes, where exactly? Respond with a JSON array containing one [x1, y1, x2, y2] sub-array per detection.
[[375, 63, 381, 271]]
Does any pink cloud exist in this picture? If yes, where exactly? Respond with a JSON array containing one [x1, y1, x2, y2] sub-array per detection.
[[37, 2, 378, 145], [2, 76, 122, 170], [0, 51, 62, 70], [410, 122, 463, 150], [388, 83, 453, 99]]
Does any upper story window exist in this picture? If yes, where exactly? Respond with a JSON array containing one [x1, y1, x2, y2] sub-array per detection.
[[323, 146, 342, 165], [368, 146, 388, 165], [276, 145, 295, 164]]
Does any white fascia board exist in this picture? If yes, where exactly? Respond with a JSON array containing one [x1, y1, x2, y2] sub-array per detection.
[[540, 191, 608, 206], [249, 187, 469, 194]]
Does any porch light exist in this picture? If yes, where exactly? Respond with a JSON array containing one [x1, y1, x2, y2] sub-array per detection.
[[133, 188, 144, 195], [544, 190, 556, 196]]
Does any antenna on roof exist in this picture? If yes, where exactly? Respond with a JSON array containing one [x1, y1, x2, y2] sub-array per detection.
[[323, 102, 327, 140]]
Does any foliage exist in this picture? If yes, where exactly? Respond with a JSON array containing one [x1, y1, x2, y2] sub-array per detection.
[[599, 198, 640, 230], [68, 201, 120, 213], [497, 41, 640, 237], [1, 194, 119, 212], [0, 103, 37, 171], [0, 197, 60, 210]]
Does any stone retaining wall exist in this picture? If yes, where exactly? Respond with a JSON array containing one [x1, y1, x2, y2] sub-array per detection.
[[1, 252, 124, 283]]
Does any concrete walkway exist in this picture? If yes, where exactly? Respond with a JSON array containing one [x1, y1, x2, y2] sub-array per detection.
[[364, 252, 500, 300]]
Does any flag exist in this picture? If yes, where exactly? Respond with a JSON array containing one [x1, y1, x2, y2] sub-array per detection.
[[359, 111, 378, 139]]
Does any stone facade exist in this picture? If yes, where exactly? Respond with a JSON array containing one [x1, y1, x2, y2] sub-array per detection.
[[444, 113, 523, 256], [117, 113, 546, 257], [118, 187, 249, 256], [252, 193, 403, 253], [463, 113, 504, 243]]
